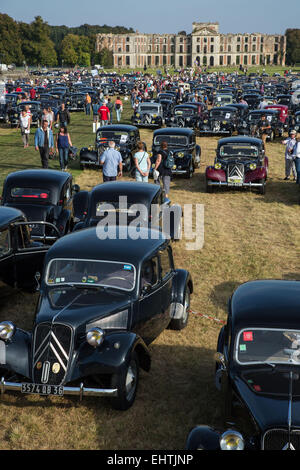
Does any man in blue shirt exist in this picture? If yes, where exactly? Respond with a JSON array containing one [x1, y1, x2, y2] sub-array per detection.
[[100, 141, 123, 182], [34, 119, 55, 169]]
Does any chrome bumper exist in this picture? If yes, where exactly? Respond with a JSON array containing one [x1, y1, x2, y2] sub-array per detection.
[[0, 378, 118, 400], [207, 181, 263, 187]]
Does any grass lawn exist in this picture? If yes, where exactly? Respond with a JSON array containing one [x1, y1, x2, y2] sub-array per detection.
[[0, 97, 299, 449]]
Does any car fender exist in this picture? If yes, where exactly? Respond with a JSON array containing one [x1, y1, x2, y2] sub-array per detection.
[[245, 167, 266, 182], [206, 166, 226, 182], [56, 209, 71, 234], [0, 328, 31, 378], [66, 331, 151, 383], [171, 268, 193, 309], [185, 425, 221, 450], [73, 190, 89, 222]]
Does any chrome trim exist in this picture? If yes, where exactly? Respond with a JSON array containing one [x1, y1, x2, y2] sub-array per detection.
[[262, 428, 300, 450], [0, 378, 118, 398], [207, 181, 263, 187]]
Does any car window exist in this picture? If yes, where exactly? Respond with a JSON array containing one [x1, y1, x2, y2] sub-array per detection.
[[159, 248, 172, 280], [0, 229, 11, 256], [140, 257, 159, 291], [10, 187, 50, 202]]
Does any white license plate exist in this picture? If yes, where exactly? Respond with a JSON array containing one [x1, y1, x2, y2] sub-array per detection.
[[228, 178, 243, 186], [21, 383, 64, 396]]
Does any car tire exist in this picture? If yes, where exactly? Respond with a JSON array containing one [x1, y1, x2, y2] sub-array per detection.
[[205, 179, 213, 193], [169, 287, 190, 330], [258, 179, 266, 195], [110, 351, 139, 410], [186, 163, 193, 179]]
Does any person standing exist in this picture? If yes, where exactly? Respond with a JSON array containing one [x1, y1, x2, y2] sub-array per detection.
[[106, 97, 113, 124], [34, 119, 54, 169], [114, 96, 123, 123], [100, 141, 123, 182], [98, 101, 110, 127], [18, 109, 31, 148], [153, 141, 172, 199], [56, 125, 73, 171], [293, 135, 300, 184], [281, 130, 297, 180], [85, 93, 92, 115], [56, 103, 70, 127], [134, 141, 151, 182]]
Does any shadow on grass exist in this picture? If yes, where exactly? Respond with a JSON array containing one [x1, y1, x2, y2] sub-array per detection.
[[209, 281, 241, 311]]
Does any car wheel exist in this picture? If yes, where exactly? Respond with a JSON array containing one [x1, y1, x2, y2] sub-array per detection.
[[258, 179, 266, 195], [205, 179, 213, 193], [110, 351, 139, 410], [186, 163, 193, 179], [169, 287, 190, 330]]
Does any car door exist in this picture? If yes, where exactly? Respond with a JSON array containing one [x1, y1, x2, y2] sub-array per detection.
[[135, 255, 165, 345], [12, 224, 51, 289], [158, 246, 174, 329], [0, 226, 17, 287]]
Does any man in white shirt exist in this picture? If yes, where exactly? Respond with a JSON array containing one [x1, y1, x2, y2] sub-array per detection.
[[282, 130, 297, 180]]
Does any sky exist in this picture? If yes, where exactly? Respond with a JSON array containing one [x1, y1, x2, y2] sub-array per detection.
[[1, 0, 299, 35]]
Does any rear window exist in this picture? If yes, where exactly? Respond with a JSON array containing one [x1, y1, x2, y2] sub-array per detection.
[[10, 188, 50, 201]]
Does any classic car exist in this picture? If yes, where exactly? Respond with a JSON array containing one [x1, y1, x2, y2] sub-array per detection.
[[289, 111, 300, 133], [242, 93, 262, 110], [131, 102, 164, 128], [214, 93, 234, 107], [65, 93, 86, 112], [0, 226, 193, 410], [264, 104, 289, 131], [151, 127, 201, 179], [158, 99, 175, 120], [2, 170, 78, 242], [276, 94, 292, 108], [240, 109, 282, 141], [198, 106, 238, 136], [80, 124, 141, 172], [0, 206, 59, 290], [165, 104, 202, 129], [205, 136, 268, 195], [10, 101, 42, 127], [72, 181, 181, 239], [186, 280, 300, 450]]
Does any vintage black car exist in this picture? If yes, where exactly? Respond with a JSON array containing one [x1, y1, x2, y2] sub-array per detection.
[[239, 109, 282, 141], [0, 206, 59, 290], [12, 101, 42, 127], [72, 181, 181, 239], [198, 106, 238, 136], [165, 104, 202, 129], [0, 226, 193, 410], [186, 280, 300, 450], [2, 170, 78, 242], [131, 102, 164, 128], [66, 93, 86, 112], [80, 124, 141, 172], [205, 136, 268, 195], [151, 127, 201, 179], [242, 93, 262, 110]]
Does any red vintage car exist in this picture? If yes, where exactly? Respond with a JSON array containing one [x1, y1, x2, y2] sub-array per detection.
[[264, 104, 289, 128], [205, 136, 268, 195]]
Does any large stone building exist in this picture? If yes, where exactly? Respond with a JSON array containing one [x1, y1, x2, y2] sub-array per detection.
[[95, 22, 286, 68]]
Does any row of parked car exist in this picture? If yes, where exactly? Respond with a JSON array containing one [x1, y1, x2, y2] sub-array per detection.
[[0, 166, 299, 450]]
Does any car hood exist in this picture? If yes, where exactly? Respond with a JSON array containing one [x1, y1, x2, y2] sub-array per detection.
[[36, 287, 131, 329], [233, 368, 300, 431]]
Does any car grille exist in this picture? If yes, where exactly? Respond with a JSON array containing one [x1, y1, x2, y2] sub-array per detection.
[[262, 429, 300, 450], [227, 163, 244, 180], [32, 323, 73, 386]]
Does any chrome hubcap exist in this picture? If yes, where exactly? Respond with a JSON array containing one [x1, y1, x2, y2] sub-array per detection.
[[125, 363, 137, 401]]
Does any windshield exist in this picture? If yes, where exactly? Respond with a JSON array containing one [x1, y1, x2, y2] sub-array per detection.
[[153, 134, 188, 146], [236, 328, 300, 365], [10, 187, 50, 201], [96, 131, 130, 143], [46, 258, 136, 291], [175, 108, 195, 116], [219, 144, 259, 158], [210, 110, 231, 118], [139, 105, 159, 113]]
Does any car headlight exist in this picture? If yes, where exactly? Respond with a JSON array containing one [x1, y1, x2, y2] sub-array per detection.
[[214, 162, 222, 170], [0, 321, 15, 341], [136, 113, 140, 117], [148, 152, 153, 157], [153, 114, 157, 118], [86, 328, 104, 348], [220, 430, 244, 450], [249, 163, 257, 170], [177, 152, 185, 157]]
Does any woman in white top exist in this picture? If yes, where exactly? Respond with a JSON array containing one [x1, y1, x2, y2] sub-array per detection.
[[134, 141, 151, 182], [18, 109, 31, 148], [293, 134, 300, 184]]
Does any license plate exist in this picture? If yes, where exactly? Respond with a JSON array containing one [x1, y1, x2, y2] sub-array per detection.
[[21, 383, 64, 396], [228, 177, 243, 186]]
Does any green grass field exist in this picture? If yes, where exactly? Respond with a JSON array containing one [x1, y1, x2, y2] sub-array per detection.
[[0, 97, 299, 449]]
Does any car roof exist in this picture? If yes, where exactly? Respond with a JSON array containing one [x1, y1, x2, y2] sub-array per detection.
[[230, 280, 300, 332], [90, 181, 160, 203], [154, 127, 194, 136], [218, 136, 262, 146], [45, 226, 168, 266], [0, 206, 26, 227], [97, 124, 138, 132]]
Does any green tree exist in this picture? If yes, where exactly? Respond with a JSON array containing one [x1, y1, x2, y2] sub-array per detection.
[[0, 14, 24, 65], [20, 16, 57, 66], [99, 48, 113, 68], [285, 29, 300, 65]]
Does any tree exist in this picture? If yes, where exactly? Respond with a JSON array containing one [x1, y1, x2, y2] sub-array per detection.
[[0, 14, 24, 65], [20, 16, 57, 66], [99, 48, 113, 68], [285, 29, 300, 65]]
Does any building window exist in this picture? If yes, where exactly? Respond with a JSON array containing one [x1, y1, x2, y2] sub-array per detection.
[[197, 37, 200, 42], [210, 45, 214, 53], [219, 55, 223, 66], [236, 55, 240, 65], [220, 45, 223, 52], [252, 45, 256, 52], [126, 37, 130, 42], [245, 45, 248, 52], [245, 37, 249, 43], [179, 56, 183, 67], [197, 45, 200, 53], [252, 55, 256, 65], [180, 45, 183, 53], [244, 55, 248, 65], [204, 45, 207, 54], [211, 37, 214, 42], [237, 45, 240, 52], [155, 56, 159, 66], [253, 36, 257, 42], [126, 45, 130, 52], [163, 55, 167, 65], [227, 55, 231, 65], [228, 45, 231, 52], [237, 37, 241, 42], [204, 37, 207, 43], [126, 56, 130, 66], [274, 44, 278, 52]]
